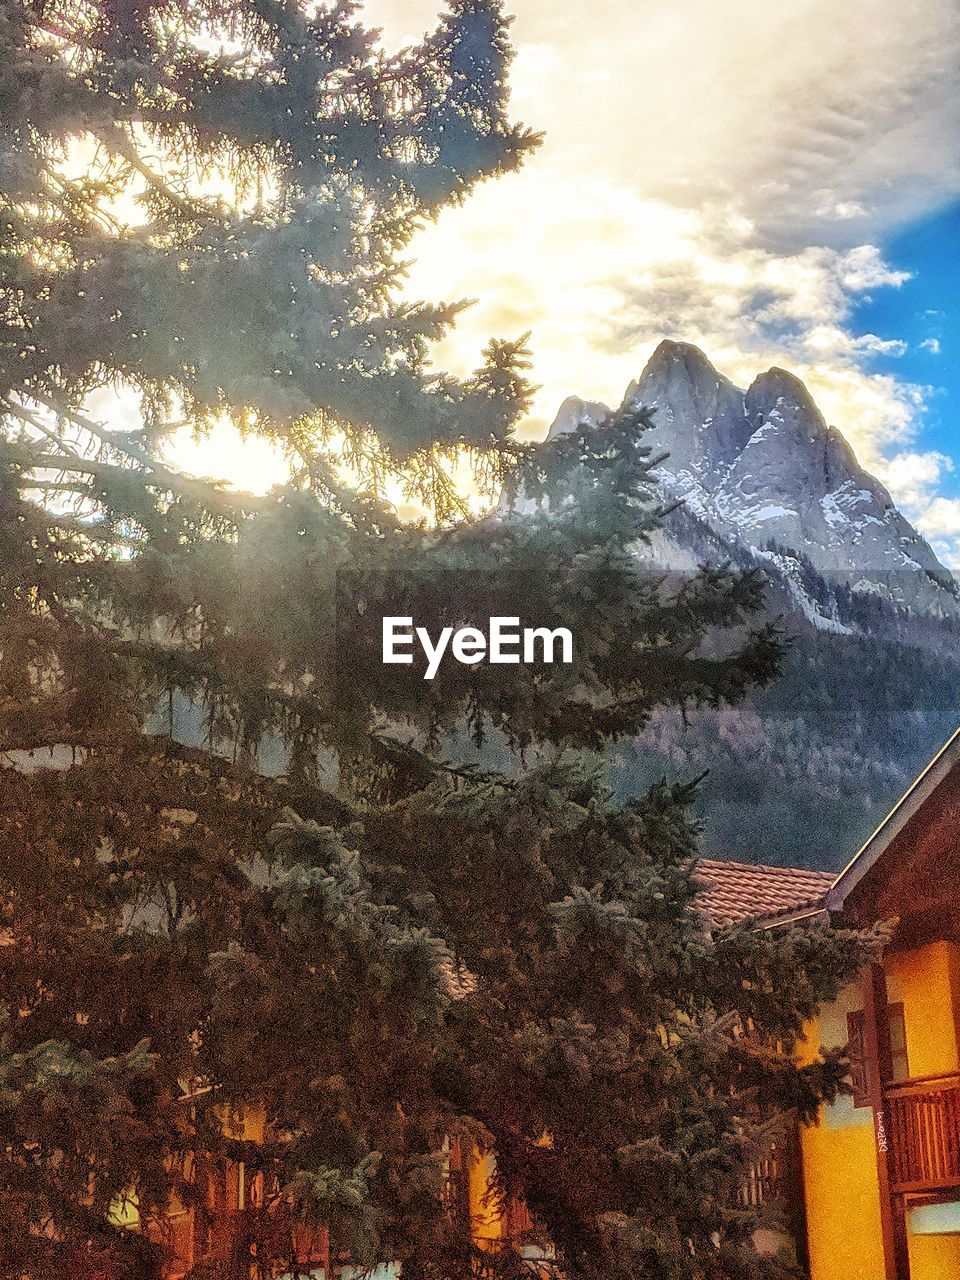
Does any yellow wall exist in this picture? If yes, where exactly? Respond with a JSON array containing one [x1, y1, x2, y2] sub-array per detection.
[[889, 943, 960, 1280], [908, 1229, 960, 1280], [887, 942, 960, 1079], [467, 1147, 504, 1246], [801, 982, 886, 1280], [802, 1115, 886, 1280], [802, 942, 960, 1280], [217, 1099, 266, 1142]]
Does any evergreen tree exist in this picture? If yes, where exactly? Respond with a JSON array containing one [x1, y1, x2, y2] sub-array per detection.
[[0, 4, 877, 1279]]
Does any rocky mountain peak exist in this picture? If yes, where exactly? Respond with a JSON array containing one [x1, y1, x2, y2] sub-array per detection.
[[537, 340, 957, 621], [640, 338, 723, 386], [629, 339, 753, 480], [546, 395, 611, 441], [745, 366, 825, 432]]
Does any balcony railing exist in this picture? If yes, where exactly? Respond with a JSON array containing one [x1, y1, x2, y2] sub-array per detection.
[[739, 1126, 802, 1210], [740, 1151, 786, 1208], [886, 1073, 960, 1194]]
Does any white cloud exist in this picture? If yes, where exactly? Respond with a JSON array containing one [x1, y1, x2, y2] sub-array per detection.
[[915, 498, 960, 569], [918, 496, 960, 535], [920, 337, 943, 355], [360, 1, 960, 529], [879, 450, 954, 510], [818, 200, 869, 222], [930, 539, 960, 570], [366, 0, 960, 243], [402, 181, 928, 469]]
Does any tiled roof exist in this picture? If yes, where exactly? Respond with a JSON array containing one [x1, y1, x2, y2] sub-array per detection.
[[694, 858, 835, 928], [439, 959, 477, 1000]]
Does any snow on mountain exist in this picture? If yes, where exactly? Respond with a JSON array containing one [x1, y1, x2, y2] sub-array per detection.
[[546, 396, 612, 440], [537, 340, 958, 627], [495, 343, 960, 867]]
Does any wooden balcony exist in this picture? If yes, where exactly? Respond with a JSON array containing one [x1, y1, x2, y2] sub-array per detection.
[[886, 1072, 960, 1195]]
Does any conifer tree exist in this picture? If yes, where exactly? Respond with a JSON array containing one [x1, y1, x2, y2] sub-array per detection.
[[0, 3, 876, 1279]]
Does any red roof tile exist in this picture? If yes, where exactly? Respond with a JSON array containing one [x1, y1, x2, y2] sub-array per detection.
[[694, 858, 834, 928]]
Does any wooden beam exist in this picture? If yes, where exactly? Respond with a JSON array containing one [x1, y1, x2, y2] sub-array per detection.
[[862, 962, 910, 1280]]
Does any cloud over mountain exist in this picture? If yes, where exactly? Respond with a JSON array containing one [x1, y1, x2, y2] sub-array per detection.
[[363, 0, 960, 562]]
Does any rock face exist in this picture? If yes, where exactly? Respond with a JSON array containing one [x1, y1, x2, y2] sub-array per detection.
[[622, 341, 753, 482], [545, 339, 957, 622], [529, 341, 960, 869], [546, 395, 612, 439]]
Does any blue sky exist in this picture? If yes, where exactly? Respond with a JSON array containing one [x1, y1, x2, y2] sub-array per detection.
[[853, 202, 959, 505]]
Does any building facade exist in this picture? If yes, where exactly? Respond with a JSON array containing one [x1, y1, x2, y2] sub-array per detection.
[[803, 727, 960, 1280], [149, 727, 960, 1280], [699, 728, 960, 1280]]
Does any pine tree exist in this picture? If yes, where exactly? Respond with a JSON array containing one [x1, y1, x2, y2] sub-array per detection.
[[0, 4, 876, 1279]]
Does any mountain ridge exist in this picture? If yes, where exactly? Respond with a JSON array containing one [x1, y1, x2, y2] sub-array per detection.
[[526, 340, 960, 867], [544, 339, 958, 627]]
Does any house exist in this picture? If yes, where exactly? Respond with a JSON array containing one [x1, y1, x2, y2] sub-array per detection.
[[456, 722, 960, 1280], [120, 726, 960, 1279], [699, 726, 960, 1280]]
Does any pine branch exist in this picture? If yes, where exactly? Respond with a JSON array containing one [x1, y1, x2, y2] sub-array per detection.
[[5, 397, 265, 518]]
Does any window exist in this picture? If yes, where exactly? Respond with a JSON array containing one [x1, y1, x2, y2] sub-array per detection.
[[847, 1010, 869, 1107], [888, 1002, 909, 1082], [442, 1136, 472, 1234], [847, 1003, 910, 1108]]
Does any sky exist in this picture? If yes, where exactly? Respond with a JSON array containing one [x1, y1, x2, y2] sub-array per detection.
[[348, 0, 960, 563]]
